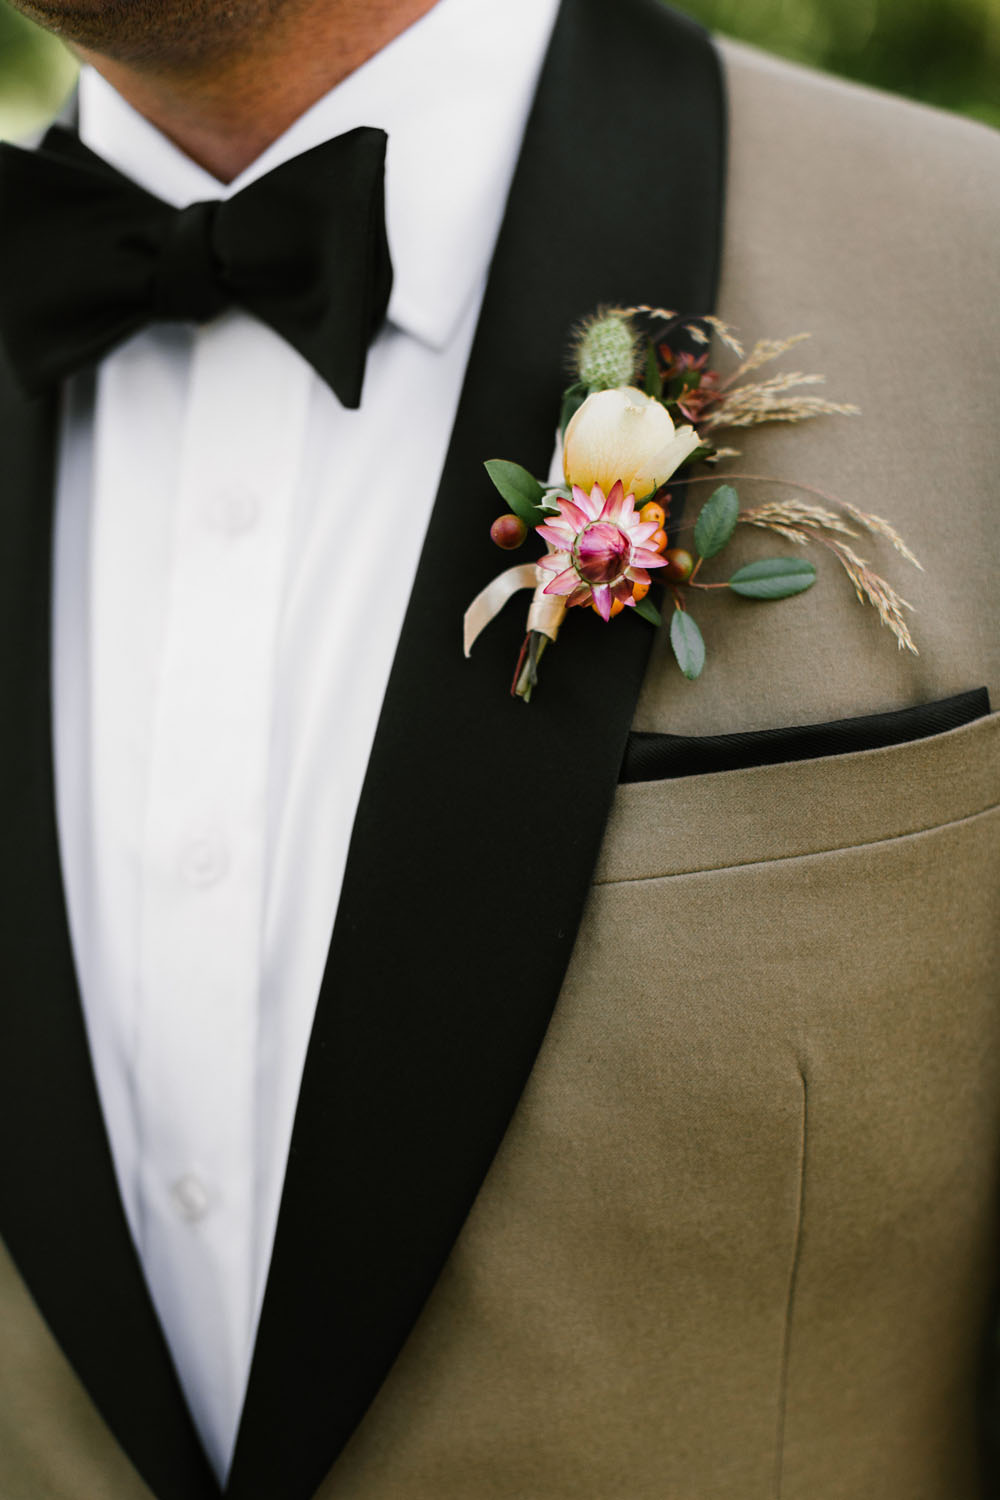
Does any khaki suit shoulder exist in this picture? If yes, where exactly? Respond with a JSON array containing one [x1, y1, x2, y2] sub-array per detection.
[[719, 34, 1000, 203], [635, 37, 1000, 734]]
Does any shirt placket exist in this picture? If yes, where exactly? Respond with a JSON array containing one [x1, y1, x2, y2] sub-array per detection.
[[131, 315, 309, 1474]]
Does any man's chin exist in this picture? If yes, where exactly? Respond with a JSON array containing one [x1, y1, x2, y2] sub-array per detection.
[[9, 0, 132, 37], [7, 0, 286, 66], [8, 0, 146, 57]]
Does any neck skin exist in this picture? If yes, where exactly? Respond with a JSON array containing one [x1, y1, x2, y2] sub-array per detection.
[[74, 0, 439, 182]]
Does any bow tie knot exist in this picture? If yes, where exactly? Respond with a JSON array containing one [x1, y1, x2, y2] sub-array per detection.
[[0, 124, 393, 408], [152, 200, 229, 324]]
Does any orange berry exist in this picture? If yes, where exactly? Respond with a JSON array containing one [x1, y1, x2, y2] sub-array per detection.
[[631, 579, 650, 602], [639, 501, 666, 529], [649, 528, 668, 554], [593, 596, 627, 618]]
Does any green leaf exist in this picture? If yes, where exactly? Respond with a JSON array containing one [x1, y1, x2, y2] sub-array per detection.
[[633, 594, 662, 628], [541, 485, 571, 515], [693, 484, 740, 559], [684, 442, 717, 467], [643, 341, 663, 400], [559, 383, 588, 438], [728, 556, 817, 599], [669, 608, 705, 680], [484, 459, 546, 526]]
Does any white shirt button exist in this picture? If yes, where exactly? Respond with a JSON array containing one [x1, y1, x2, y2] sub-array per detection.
[[179, 831, 229, 887], [206, 488, 261, 536], [170, 1173, 212, 1223]]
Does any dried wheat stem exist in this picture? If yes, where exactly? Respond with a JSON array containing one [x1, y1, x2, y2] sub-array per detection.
[[618, 306, 746, 359], [720, 333, 813, 389], [702, 389, 861, 430], [740, 501, 858, 539], [814, 534, 918, 653], [672, 472, 923, 571], [837, 499, 924, 570]]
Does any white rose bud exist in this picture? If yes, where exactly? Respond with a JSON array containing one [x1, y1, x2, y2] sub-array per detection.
[[563, 386, 701, 501]]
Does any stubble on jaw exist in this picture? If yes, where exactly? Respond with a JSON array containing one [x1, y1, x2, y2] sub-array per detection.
[[8, 0, 441, 180], [6, 0, 296, 69]]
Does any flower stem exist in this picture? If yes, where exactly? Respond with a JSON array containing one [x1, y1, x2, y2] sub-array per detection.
[[512, 630, 549, 701]]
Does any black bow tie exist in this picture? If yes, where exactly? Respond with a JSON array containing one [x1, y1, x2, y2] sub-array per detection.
[[0, 124, 393, 408]]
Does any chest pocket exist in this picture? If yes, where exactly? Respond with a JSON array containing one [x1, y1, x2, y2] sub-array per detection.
[[547, 708, 1000, 1490]]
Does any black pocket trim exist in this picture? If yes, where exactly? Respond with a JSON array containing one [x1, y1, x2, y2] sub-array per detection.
[[620, 688, 991, 784]]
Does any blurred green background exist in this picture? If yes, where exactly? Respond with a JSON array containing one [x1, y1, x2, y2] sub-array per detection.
[[678, 0, 1000, 128], [0, 0, 997, 140]]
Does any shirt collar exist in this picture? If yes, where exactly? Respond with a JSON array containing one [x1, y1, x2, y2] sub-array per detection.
[[78, 0, 561, 351]]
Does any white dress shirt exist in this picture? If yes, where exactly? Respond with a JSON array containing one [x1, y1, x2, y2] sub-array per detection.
[[50, 0, 560, 1478]]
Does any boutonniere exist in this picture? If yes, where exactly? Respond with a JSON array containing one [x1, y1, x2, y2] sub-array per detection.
[[464, 307, 921, 701]]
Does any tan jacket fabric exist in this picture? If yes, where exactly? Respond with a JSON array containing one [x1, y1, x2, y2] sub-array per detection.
[[2, 36, 999, 1500]]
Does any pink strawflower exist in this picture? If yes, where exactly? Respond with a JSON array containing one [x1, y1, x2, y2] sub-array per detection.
[[536, 480, 665, 622]]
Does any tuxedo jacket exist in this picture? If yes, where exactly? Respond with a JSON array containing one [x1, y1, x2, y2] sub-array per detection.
[[1, 2, 999, 1498]]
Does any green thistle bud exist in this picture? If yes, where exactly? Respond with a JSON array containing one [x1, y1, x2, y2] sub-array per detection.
[[573, 310, 640, 393]]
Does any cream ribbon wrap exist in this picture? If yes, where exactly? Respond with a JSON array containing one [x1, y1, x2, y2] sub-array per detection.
[[464, 433, 567, 657], [462, 564, 567, 657]]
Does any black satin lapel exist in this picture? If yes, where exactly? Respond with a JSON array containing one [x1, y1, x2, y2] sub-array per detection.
[[0, 361, 218, 1500], [229, 4, 725, 1496]]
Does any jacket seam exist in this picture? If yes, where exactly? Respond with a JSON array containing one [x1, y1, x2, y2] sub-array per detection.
[[774, 1064, 808, 1500]]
